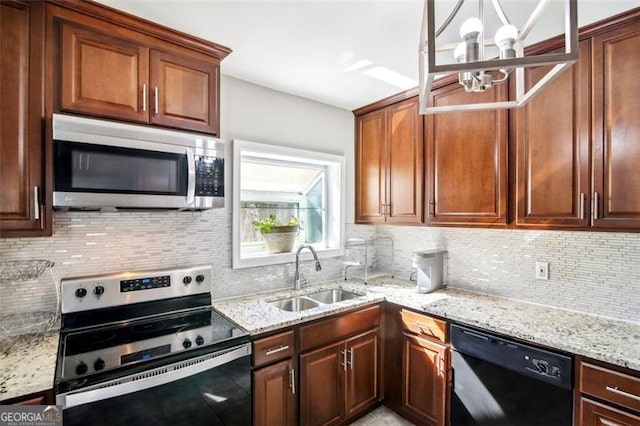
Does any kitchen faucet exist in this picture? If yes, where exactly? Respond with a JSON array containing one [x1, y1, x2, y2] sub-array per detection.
[[294, 244, 322, 290]]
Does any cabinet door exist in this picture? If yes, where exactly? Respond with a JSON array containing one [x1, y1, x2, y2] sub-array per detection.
[[60, 22, 149, 123], [253, 359, 296, 426], [345, 329, 379, 418], [514, 40, 591, 228], [425, 83, 508, 225], [579, 397, 640, 426], [355, 108, 386, 223], [402, 334, 447, 426], [592, 19, 640, 229], [386, 97, 424, 224], [150, 50, 219, 135], [300, 341, 344, 426], [0, 1, 49, 237]]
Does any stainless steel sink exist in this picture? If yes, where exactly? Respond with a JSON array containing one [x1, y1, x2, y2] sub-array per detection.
[[306, 289, 363, 304], [268, 296, 321, 312]]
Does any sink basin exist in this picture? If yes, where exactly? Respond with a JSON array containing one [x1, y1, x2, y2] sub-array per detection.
[[268, 296, 321, 312], [306, 289, 363, 304]]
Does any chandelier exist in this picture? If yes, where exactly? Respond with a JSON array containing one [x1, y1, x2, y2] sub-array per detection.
[[419, 0, 578, 114]]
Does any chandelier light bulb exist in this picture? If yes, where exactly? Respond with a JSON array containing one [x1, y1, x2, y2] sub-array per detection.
[[454, 42, 467, 63], [460, 18, 483, 41], [494, 24, 518, 59]]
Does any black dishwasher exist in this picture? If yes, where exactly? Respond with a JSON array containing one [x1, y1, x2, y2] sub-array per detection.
[[450, 324, 573, 426]]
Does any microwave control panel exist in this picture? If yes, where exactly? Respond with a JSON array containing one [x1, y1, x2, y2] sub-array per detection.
[[195, 157, 224, 197]]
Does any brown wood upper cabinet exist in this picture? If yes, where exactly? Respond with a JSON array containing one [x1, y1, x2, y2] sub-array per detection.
[[0, 0, 50, 237], [592, 18, 640, 230], [58, 18, 222, 135], [514, 39, 591, 229], [515, 15, 640, 231], [425, 83, 508, 226], [355, 97, 424, 224]]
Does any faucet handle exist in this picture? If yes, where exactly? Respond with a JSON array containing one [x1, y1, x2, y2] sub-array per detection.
[[299, 273, 307, 286]]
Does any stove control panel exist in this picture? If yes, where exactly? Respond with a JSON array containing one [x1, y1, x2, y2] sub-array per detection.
[[121, 275, 171, 292], [60, 265, 213, 314], [62, 327, 214, 380]]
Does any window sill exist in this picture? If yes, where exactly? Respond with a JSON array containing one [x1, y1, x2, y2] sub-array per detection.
[[233, 247, 343, 269]]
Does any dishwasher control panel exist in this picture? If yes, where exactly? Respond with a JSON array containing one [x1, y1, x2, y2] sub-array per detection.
[[450, 324, 573, 390]]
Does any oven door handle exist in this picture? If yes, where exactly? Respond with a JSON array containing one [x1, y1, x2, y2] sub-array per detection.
[[57, 343, 250, 409], [186, 148, 196, 206]]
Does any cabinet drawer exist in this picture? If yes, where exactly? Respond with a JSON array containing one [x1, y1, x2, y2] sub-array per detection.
[[253, 330, 295, 368], [580, 361, 640, 413], [300, 304, 381, 352], [400, 309, 446, 343]]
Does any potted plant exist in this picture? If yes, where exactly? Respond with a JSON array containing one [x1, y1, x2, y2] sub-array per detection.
[[252, 213, 299, 253]]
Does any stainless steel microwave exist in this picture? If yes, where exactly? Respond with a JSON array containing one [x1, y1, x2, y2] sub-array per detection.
[[53, 114, 224, 211]]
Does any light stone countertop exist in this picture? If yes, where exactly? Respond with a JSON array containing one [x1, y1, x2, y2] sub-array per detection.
[[3, 277, 638, 401], [0, 333, 59, 402], [213, 277, 640, 372]]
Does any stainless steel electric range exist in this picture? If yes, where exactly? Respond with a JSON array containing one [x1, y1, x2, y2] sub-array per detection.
[[54, 265, 251, 426]]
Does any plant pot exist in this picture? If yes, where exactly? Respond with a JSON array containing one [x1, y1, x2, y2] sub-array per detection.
[[261, 225, 299, 253]]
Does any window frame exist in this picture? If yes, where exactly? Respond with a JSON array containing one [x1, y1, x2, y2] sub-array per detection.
[[232, 139, 345, 269]]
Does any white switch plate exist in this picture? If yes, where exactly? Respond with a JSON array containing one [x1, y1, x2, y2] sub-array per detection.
[[535, 262, 549, 280]]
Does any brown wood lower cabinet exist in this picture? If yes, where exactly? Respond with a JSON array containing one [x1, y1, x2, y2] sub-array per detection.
[[253, 358, 297, 426], [576, 358, 640, 426], [0, 389, 53, 405], [300, 329, 379, 426], [579, 398, 640, 426], [384, 304, 449, 426], [403, 334, 447, 425]]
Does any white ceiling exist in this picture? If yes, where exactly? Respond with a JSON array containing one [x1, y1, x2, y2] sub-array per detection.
[[98, 0, 639, 111]]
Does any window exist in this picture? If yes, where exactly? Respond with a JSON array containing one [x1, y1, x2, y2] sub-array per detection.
[[232, 140, 345, 269]]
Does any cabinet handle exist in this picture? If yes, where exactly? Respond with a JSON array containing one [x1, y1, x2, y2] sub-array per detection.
[[606, 386, 640, 402], [154, 86, 159, 114], [579, 192, 585, 220], [438, 355, 445, 377], [264, 345, 289, 356], [33, 186, 40, 220], [289, 368, 296, 395], [142, 84, 147, 112], [347, 348, 354, 370], [340, 349, 347, 371], [409, 322, 436, 337], [593, 191, 599, 220], [598, 419, 623, 426], [380, 202, 386, 217], [428, 200, 435, 217]]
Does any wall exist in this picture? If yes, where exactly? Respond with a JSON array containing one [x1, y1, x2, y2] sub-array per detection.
[[0, 75, 361, 317], [374, 225, 640, 323], [2, 75, 639, 325]]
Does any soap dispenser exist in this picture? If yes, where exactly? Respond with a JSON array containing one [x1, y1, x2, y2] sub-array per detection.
[[412, 250, 445, 293]]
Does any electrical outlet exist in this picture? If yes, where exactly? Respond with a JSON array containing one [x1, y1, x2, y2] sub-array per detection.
[[535, 262, 549, 280]]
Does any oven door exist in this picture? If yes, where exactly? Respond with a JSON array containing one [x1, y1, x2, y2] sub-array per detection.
[[53, 138, 195, 209], [57, 343, 251, 426]]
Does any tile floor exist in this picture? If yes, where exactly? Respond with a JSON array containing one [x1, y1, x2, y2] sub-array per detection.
[[348, 406, 414, 425]]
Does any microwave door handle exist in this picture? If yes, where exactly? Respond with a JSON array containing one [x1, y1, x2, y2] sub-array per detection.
[[186, 148, 196, 205]]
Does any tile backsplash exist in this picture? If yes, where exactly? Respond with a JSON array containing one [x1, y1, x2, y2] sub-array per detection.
[[0, 210, 374, 316], [1, 211, 638, 324], [376, 225, 640, 323]]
